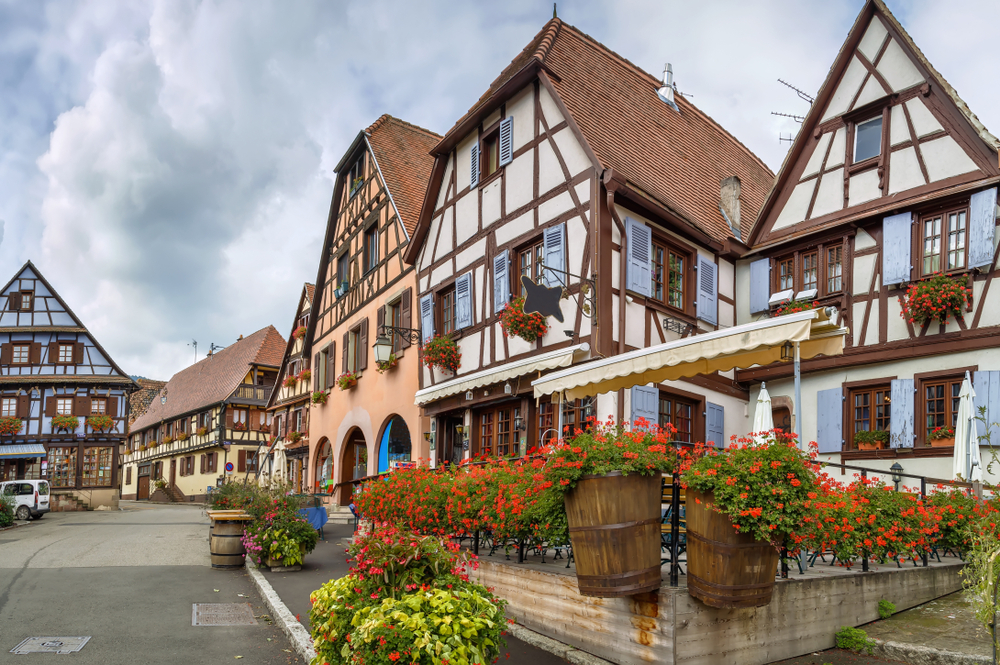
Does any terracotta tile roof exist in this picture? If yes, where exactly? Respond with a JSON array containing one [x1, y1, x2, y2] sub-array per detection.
[[441, 19, 774, 242], [366, 115, 441, 236], [131, 325, 286, 432], [305, 283, 315, 304], [127, 378, 167, 427]]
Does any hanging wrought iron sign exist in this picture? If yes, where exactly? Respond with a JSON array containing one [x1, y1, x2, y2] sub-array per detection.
[[520, 261, 597, 328]]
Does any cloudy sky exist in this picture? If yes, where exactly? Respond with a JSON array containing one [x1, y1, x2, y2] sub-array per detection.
[[1, 0, 997, 380]]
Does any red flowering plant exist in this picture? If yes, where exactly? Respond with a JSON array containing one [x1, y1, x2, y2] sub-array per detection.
[[51, 414, 79, 431], [310, 390, 328, 405], [282, 375, 297, 388], [336, 371, 359, 390], [232, 422, 246, 431], [296, 369, 311, 383], [293, 325, 307, 340], [478, 456, 569, 546], [681, 430, 821, 549], [929, 425, 955, 440], [900, 273, 970, 326], [500, 296, 549, 343], [87, 415, 115, 432], [0, 417, 23, 436], [421, 334, 460, 373], [926, 487, 985, 552], [776, 299, 819, 316]]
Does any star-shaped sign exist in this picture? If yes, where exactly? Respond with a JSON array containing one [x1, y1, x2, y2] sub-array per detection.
[[521, 275, 565, 322]]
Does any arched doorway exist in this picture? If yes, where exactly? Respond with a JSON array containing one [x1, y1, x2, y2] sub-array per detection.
[[377, 415, 412, 473], [314, 439, 332, 495], [339, 428, 368, 505]]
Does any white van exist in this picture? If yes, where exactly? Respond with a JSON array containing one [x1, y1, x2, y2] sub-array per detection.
[[0, 480, 51, 520]]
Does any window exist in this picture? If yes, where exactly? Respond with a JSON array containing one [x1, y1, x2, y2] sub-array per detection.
[[778, 258, 794, 291], [12, 344, 29, 364], [245, 452, 258, 474], [294, 409, 303, 433], [658, 394, 695, 443], [48, 447, 77, 488], [850, 385, 891, 448], [56, 397, 73, 415], [348, 156, 364, 197], [336, 252, 349, 287], [827, 247, 843, 293], [774, 245, 846, 297], [652, 242, 685, 309], [517, 239, 544, 296], [233, 409, 247, 425], [801, 251, 818, 292], [482, 130, 500, 179], [206, 452, 217, 473], [200, 412, 211, 429], [58, 344, 74, 363], [9, 291, 33, 311], [21, 293, 31, 310], [166, 422, 173, 436], [439, 287, 456, 336], [126, 466, 131, 485], [347, 326, 365, 373], [91, 398, 106, 415], [82, 447, 112, 487], [1, 398, 15, 418], [364, 224, 379, 273], [537, 398, 592, 447], [854, 116, 883, 163], [923, 377, 963, 441], [921, 207, 968, 276]]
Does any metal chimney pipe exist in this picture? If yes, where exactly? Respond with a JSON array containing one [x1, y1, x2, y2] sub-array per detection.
[[657, 63, 679, 111]]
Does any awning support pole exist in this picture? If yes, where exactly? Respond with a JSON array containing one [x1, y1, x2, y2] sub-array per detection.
[[794, 341, 802, 449], [557, 391, 565, 441]]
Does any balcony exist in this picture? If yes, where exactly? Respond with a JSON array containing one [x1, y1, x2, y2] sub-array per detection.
[[231, 384, 273, 406]]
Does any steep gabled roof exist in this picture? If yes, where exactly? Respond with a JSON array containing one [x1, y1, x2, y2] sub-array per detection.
[[131, 325, 285, 431], [420, 18, 773, 247], [266, 283, 316, 411]]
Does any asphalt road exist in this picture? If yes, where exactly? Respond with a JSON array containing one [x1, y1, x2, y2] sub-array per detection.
[[0, 503, 296, 665]]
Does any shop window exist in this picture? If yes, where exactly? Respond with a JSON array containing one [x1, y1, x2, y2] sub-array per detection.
[[48, 447, 77, 488], [82, 447, 112, 487]]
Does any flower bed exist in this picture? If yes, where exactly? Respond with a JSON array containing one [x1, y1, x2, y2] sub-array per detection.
[[500, 296, 549, 342], [309, 527, 507, 665], [900, 273, 969, 326], [422, 334, 460, 373]]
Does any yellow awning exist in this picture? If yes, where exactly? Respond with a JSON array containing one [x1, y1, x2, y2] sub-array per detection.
[[532, 310, 847, 401], [415, 343, 591, 406]]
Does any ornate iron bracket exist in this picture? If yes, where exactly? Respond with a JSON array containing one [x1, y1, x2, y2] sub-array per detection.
[[377, 325, 423, 346], [536, 261, 598, 326]]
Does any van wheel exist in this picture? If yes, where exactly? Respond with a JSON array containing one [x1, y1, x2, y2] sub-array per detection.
[[15, 506, 30, 521]]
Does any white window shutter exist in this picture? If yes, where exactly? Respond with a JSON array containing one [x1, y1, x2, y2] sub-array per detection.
[[706, 402, 725, 448], [969, 188, 998, 269], [630, 385, 659, 429], [493, 249, 510, 313], [543, 223, 566, 287], [974, 371, 1000, 446], [625, 217, 652, 297], [419, 294, 434, 342], [890, 379, 915, 448], [470, 143, 480, 188], [499, 117, 514, 167], [749, 258, 771, 314], [455, 272, 473, 329], [882, 212, 912, 286], [696, 256, 718, 326], [816, 388, 843, 453]]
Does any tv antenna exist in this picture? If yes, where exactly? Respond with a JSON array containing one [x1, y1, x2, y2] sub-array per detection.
[[209, 342, 226, 358], [771, 111, 805, 124], [777, 78, 814, 104], [188, 339, 198, 363], [779, 133, 796, 144]]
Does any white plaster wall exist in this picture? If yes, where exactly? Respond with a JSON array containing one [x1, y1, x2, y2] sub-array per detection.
[[611, 248, 621, 291], [454, 192, 477, 241], [455, 238, 487, 274], [568, 217, 587, 285], [458, 331, 482, 372], [852, 75, 886, 110], [538, 190, 574, 222], [424, 215, 442, 265], [889, 105, 909, 146], [734, 260, 752, 326], [506, 333, 533, 358], [539, 85, 564, 127], [876, 39, 924, 92], [811, 168, 844, 218], [482, 108, 501, 131], [430, 264, 452, 290], [574, 180, 591, 210], [852, 302, 866, 346], [802, 133, 831, 180], [981, 281, 1000, 328], [537, 139, 563, 196], [493, 324, 505, 363], [719, 300, 735, 328], [887, 296, 908, 341], [855, 228, 876, 251], [481, 178, 502, 228], [474, 265, 485, 324], [906, 98, 943, 137], [436, 208, 455, 258], [435, 157, 454, 213], [827, 128, 847, 168], [773, 179, 816, 230], [822, 56, 867, 122], [335, 406, 376, 474], [849, 170, 881, 207], [625, 299, 645, 349], [718, 260, 734, 299], [920, 136, 979, 182], [864, 306, 880, 346], [495, 211, 534, 247], [856, 17, 887, 61], [507, 87, 534, 151], [889, 147, 925, 194], [552, 127, 591, 177], [505, 152, 534, 213], [456, 137, 474, 192], [611, 294, 620, 344]]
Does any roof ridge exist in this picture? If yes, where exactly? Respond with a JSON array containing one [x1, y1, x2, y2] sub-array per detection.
[[556, 22, 774, 177], [367, 114, 442, 141], [532, 17, 562, 62]]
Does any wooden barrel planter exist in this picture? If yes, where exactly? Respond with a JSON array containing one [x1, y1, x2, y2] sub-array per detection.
[[207, 511, 250, 569], [564, 471, 662, 597], [686, 489, 779, 609]]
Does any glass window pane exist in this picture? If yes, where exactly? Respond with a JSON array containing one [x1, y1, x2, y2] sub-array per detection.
[[854, 116, 883, 162]]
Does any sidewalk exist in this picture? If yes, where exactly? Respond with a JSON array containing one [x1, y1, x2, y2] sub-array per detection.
[[260, 522, 573, 664]]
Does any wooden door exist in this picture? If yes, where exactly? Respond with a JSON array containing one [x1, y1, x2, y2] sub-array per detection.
[[170, 459, 176, 486], [137, 476, 150, 501]]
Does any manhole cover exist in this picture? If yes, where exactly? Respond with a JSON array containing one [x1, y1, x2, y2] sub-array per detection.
[[192, 603, 257, 626], [11, 637, 91, 654]]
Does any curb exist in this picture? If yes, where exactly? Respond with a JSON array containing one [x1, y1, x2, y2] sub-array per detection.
[[245, 562, 316, 664], [873, 638, 989, 665], [507, 622, 613, 665]]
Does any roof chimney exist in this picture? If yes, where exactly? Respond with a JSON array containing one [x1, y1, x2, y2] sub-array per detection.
[[657, 63, 679, 112], [719, 176, 742, 240]]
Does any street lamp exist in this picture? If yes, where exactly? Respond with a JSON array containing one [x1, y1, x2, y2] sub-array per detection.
[[373, 334, 393, 365], [372, 325, 422, 363], [890, 461, 903, 492]]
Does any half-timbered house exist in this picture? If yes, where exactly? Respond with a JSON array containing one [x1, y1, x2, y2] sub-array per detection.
[[737, 0, 1000, 481], [403, 19, 775, 465], [263, 283, 315, 492], [306, 115, 440, 503], [0, 261, 136, 510], [121, 326, 284, 502]]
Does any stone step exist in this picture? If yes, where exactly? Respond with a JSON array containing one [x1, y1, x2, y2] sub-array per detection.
[[327, 515, 355, 525]]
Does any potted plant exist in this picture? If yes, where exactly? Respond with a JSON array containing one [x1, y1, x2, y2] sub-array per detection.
[[375, 353, 398, 373], [87, 414, 115, 433], [681, 431, 820, 608], [776, 299, 819, 316], [124, 448, 133, 456], [311, 391, 328, 405], [153, 478, 168, 490], [282, 375, 297, 388], [334, 281, 349, 299], [500, 296, 549, 342], [51, 414, 79, 432], [854, 429, 889, 451], [139, 444, 147, 452], [545, 419, 679, 597], [297, 369, 311, 383], [163, 434, 174, 444], [350, 175, 364, 197], [421, 334, 461, 374], [0, 416, 23, 436], [196, 426, 209, 436], [930, 425, 956, 447], [293, 325, 307, 340], [337, 371, 359, 391], [175, 431, 189, 442], [900, 273, 970, 326], [287, 431, 303, 444]]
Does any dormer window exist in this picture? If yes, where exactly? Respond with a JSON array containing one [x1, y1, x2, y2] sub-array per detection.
[[470, 116, 513, 188], [853, 116, 883, 163], [482, 130, 501, 179], [348, 156, 364, 198]]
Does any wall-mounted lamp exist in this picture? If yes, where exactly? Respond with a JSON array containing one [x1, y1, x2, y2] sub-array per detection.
[[780, 341, 794, 362], [455, 424, 465, 436], [465, 391, 474, 401], [890, 461, 903, 492], [504, 382, 512, 395], [514, 415, 525, 431]]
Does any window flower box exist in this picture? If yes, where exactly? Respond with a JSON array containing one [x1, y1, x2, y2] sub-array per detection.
[[900, 273, 970, 326], [297, 369, 311, 383], [776, 299, 819, 317], [51, 414, 79, 432], [175, 431, 189, 442], [311, 391, 328, 405], [500, 296, 549, 343], [375, 354, 398, 374], [282, 375, 297, 388], [293, 325, 307, 340], [422, 334, 461, 374], [930, 425, 955, 447], [334, 281, 349, 299], [232, 422, 247, 431], [854, 430, 888, 451], [163, 435, 174, 445], [197, 426, 209, 436], [0, 416, 23, 436], [349, 176, 364, 198], [337, 372, 359, 391], [87, 415, 116, 433], [287, 431, 303, 444]]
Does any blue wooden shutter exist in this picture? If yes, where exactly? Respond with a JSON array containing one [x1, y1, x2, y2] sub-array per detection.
[[419, 294, 434, 342], [890, 379, 915, 448], [493, 249, 510, 313], [455, 273, 473, 329], [974, 371, 1000, 446], [969, 188, 998, 269], [816, 387, 843, 453], [882, 212, 913, 286], [543, 223, 566, 287], [625, 217, 652, 297], [630, 385, 659, 428], [470, 143, 480, 188], [696, 257, 718, 326], [706, 402, 725, 448], [499, 117, 514, 167], [749, 258, 771, 314]]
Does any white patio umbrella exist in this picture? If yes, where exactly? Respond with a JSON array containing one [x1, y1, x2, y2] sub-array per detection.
[[953, 371, 983, 483], [751, 382, 774, 444]]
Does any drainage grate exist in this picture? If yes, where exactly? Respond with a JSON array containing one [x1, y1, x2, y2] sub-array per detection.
[[192, 603, 257, 626], [11, 637, 91, 654]]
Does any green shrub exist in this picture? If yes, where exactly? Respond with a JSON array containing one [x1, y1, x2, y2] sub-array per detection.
[[835, 626, 875, 654], [0, 493, 14, 528], [877, 599, 895, 619]]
